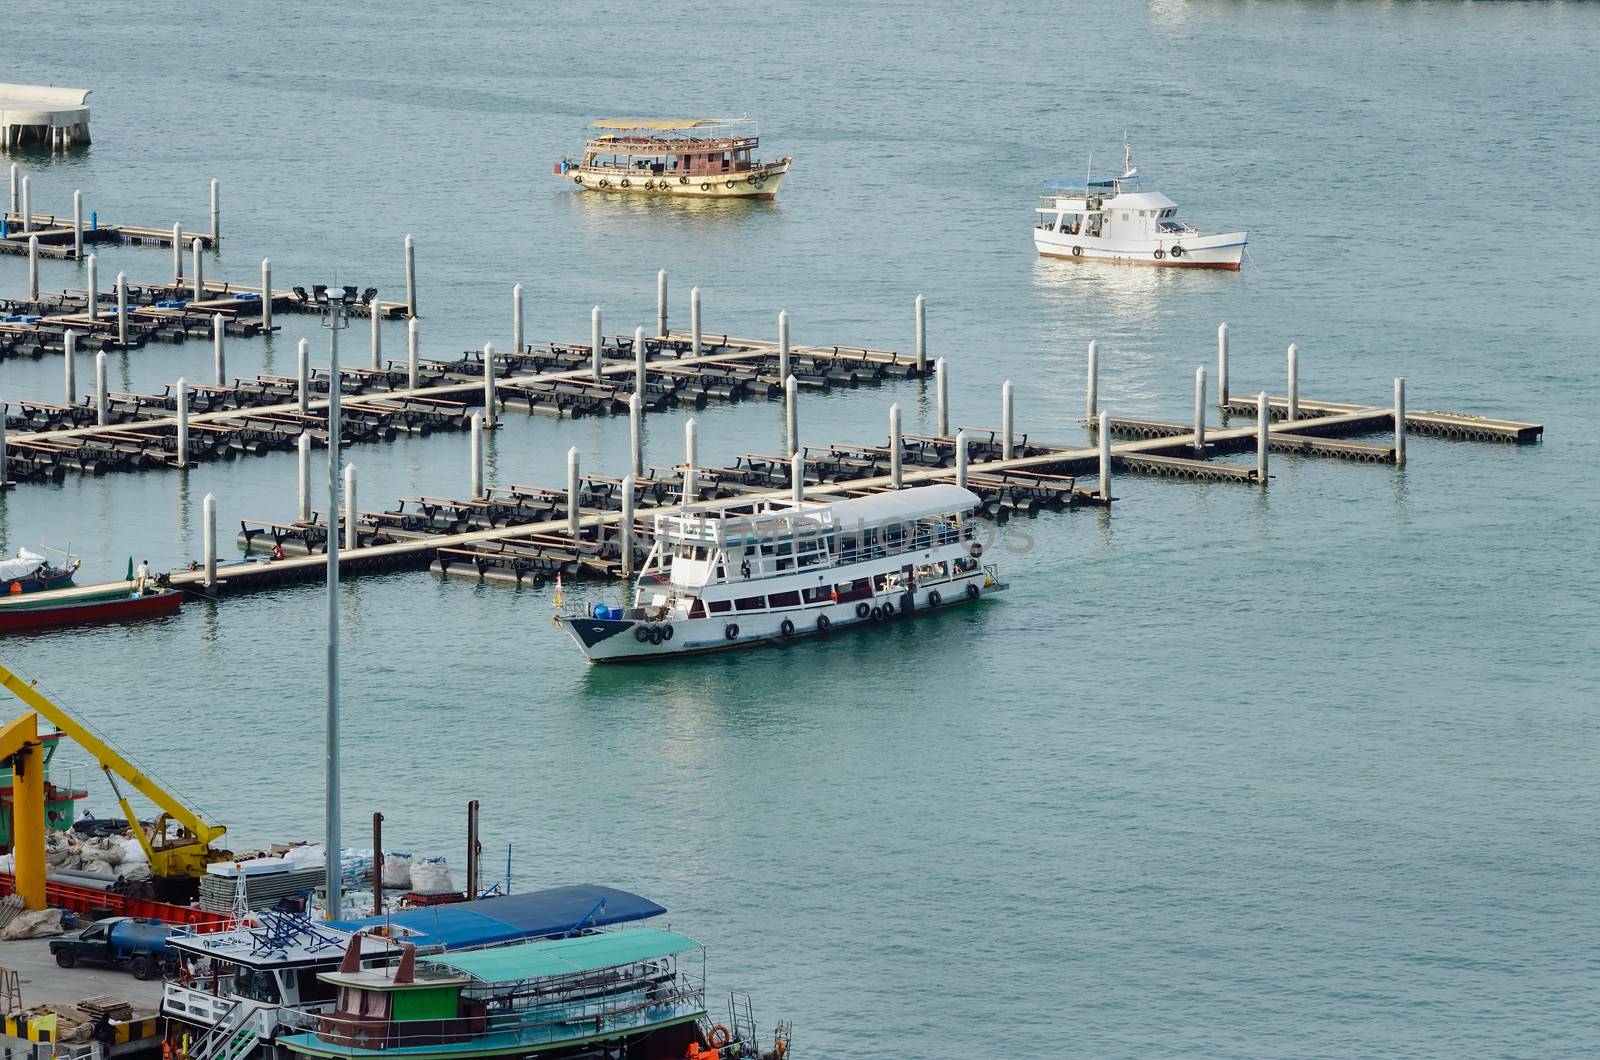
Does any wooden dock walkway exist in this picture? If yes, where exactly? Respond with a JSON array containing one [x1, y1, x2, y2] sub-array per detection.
[[1221, 394, 1542, 444], [0, 210, 214, 260]]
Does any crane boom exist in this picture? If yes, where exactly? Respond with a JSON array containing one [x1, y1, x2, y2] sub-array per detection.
[[0, 662, 227, 877]]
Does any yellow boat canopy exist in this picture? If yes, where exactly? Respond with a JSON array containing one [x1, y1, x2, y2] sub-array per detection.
[[590, 119, 731, 131]]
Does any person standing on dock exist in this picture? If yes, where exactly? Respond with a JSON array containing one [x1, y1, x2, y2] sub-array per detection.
[[134, 558, 151, 596]]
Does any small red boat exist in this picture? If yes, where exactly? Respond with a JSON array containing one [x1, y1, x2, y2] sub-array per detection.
[[0, 587, 182, 633]]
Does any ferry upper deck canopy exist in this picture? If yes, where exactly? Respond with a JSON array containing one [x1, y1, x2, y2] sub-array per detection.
[[657, 484, 981, 544], [330, 884, 667, 950], [418, 928, 700, 986]]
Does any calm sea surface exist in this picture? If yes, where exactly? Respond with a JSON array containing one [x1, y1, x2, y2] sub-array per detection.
[[3, 2, 1598, 1056]]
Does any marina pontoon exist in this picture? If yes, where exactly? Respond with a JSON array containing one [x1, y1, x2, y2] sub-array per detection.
[[556, 119, 792, 200], [554, 484, 1005, 662]]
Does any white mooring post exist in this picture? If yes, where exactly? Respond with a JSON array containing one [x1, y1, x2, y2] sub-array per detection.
[[1256, 391, 1270, 485], [1217, 323, 1230, 408], [1002, 379, 1015, 460], [889, 403, 903, 488], [620, 474, 637, 577], [512, 282, 524, 354], [915, 293, 927, 374], [210, 178, 219, 242], [407, 318, 419, 390], [0, 387, 7, 488], [298, 433, 312, 521], [403, 234, 416, 318], [628, 393, 643, 478], [1086, 340, 1098, 424], [566, 447, 581, 540], [191, 238, 204, 301], [203, 492, 217, 589], [261, 258, 272, 331], [20, 175, 29, 233], [1098, 411, 1112, 502], [591, 306, 603, 383], [1194, 367, 1207, 451], [633, 327, 646, 395], [791, 451, 804, 504], [212, 314, 226, 386], [1394, 377, 1407, 466], [482, 342, 497, 427], [785, 375, 799, 459], [936, 357, 949, 437], [690, 286, 702, 356], [176, 378, 190, 468], [469, 413, 484, 499], [1287, 343, 1299, 422], [94, 352, 107, 426], [344, 464, 358, 550], [656, 269, 668, 337], [370, 304, 382, 370], [172, 223, 183, 284], [85, 253, 97, 323], [63, 330, 76, 404], [27, 235, 38, 301], [296, 338, 310, 414], [7, 163, 15, 216], [72, 190, 82, 258], [683, 418, 698, 504], [778, 309, 790, 383], [115, 272, 128, 345], [955, 429, 969, 492]]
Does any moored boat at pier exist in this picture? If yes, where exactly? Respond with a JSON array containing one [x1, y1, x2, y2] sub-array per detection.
[[0, 547, 79, 594], [0, 585, 180, 634]]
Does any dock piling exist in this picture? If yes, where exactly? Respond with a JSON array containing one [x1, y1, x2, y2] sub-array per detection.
[[1098, 411, 1111, 501], [63, 330, 76, 403], [191, 238, 203, 301], [791, 451, 804, 504], [512, 282, 524, 354], [684, 418, 698, 504], [1256, 391, 1270, 485], [469, 413, 484, 499], [210, 178, 219, 242], [691, 286, 702, 355], [115, 272, 127, 344], [956, 429, 968, 492], [370, 302, 382, 369], [915, 293, 926, 374], [1194, 367, 1206, 451], [1002, 379, 1014, 460], [1217, 323, 1229, 407], [1287, 343, 1299, 422], [1394, 377, 1407, 466], [94, 352, 107, 426], [657, 269, 668, 337], [72, 190, 82, 258], [890, 402, 903, 488], [566, 447, 580, 539], [7, 163, 14, 216], [621, 474, 636, 577], [297, 433, 311, 521], [407, 319, 419, 390], [778, 309, 790, 383], [628, 393, 643, 479], [936, 357, 949, 437], [85, 253, 97, 322], [296, 339, 310, 414], [344, 464, 357, 550], [261, 259, 272, 331], [212, 314, 226, 386], [785, 375, 799, 458], [0, 388, 6, 487], [403, 234, 416, 318], [203, 492, 217, 589], [20, 175, 28, 233], [27, 235, 38, 300], [172, 223, 182, 283], [1086, 340, 1098, 424], [590, 306, 602, 383], [633, 327, 646, 396], [176, 379, 190, 468], [482, 342, 497, 427]]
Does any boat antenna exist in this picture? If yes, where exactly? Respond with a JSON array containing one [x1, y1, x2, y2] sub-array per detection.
[[1085, 151, 1093, 192]]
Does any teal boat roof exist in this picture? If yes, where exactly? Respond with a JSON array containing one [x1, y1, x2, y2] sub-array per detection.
[[420, 928, 699, 983]]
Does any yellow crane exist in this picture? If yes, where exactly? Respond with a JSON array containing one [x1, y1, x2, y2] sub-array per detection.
[[0, 662, 229, 909]]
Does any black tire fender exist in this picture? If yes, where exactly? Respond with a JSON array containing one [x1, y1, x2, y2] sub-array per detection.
[[725, 623, 740, 641], [966, 583, 980, 601], [816, 614, 832, 633], [855, 602, 871, 619], [634, 625, 650, 643], [779, 618, 795, 637], [928, 590, 942, 607]]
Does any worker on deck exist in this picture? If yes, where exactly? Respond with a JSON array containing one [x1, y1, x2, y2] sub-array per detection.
[[134, 559, 151, 595]]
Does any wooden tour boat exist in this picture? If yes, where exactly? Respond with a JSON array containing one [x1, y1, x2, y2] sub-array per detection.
[[556, 119, 792, 200]]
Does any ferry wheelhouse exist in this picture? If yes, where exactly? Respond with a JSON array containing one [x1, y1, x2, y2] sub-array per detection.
[[556, 119, 792, 200], [1034, 144, 1246, 270], [555, 484, 1003, 662], [276, 929, 789, 1060]]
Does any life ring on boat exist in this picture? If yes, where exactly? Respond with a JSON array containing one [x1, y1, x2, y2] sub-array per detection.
[[927, 590, 941, 607], [661, 623, 674, 641], [598, 179, 610, 188], [966, 583, 980, 601], [648, 626, 664, 645], [855, 602, 871, 619], [620, 178, 632, 189], [724, 623, 739, 641], [816, 614, 832, 633], [1170, 245, 1185, 258], [708, 1026, 732, 1049], [634, 625, 650, 643], [700, 182, 711, 191], [779, 618, 795, 637], [1153, 248, 1166, 260], [1072, 246, 1083, 257]]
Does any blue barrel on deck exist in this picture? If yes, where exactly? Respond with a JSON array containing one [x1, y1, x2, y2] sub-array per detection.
[[106, 918, 176, 955]]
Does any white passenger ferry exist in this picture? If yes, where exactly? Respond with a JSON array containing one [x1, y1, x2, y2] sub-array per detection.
[[554, 484, 1004, 662], [1034, 144, 1246, 270]]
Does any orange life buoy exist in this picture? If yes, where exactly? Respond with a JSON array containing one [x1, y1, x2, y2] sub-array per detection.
[[707, 1025, 732, 1048]]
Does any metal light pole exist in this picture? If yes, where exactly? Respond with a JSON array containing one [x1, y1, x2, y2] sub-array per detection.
[[321, 301, 349, 919]]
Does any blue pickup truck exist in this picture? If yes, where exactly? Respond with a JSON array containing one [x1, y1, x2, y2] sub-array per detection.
[[49, 917, 176, 980]]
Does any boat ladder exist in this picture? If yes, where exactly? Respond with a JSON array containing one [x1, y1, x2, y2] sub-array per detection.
[[725, 992, 760, 1049], [186, 999, 265, 1060]]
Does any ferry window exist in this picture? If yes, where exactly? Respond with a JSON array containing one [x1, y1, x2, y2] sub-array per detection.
[[802, 586, 830, 603], [735, 595, 765, 611], [709, 599, 732, 614], [769, 590, 800, 608]]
